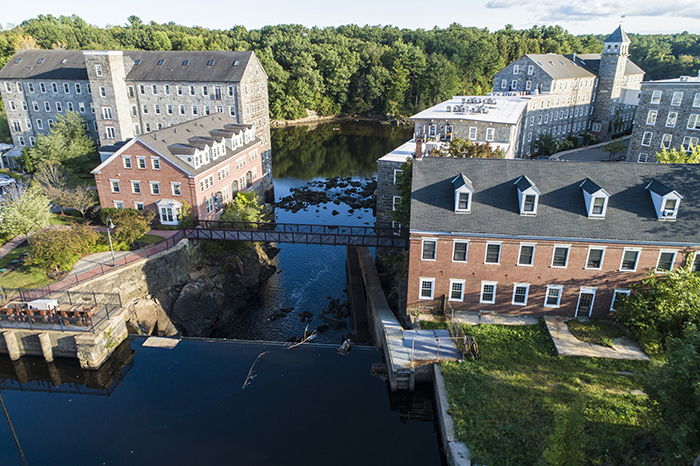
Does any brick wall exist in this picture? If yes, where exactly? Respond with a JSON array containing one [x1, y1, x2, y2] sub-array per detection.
[[406, 233, 696, 318]]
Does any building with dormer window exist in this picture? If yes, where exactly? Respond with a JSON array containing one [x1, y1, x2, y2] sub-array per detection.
[[91, 115, 263, 225], [405, 157, 700, 318]]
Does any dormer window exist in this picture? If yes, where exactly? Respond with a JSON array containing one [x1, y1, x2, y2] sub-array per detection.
[[646, 179, 683, 221], [580, 178, 610, 218], [452, 174, 473, 214], [514, 176, 540, 216]]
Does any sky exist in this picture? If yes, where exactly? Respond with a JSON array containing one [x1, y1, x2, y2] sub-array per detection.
[[3, 0, 700, 35]]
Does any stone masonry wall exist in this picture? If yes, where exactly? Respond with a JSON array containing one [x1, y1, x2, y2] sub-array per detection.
[[376, 158, 405, 231]]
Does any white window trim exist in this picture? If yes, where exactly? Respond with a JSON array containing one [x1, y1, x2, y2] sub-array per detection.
[[151, 157, 161, 170], [393, 169, 402, 185], [480, 281, 497, 304], [517, 243, 536, 267], [149, 181, 160, 195], [655, 249, 677, 273], [619, 247, 642, 272], [550, 245, 570, 268], [448, 279, 466, 302], [484, 242, 502, 264], [421, 238, 438, 261], [610, 289, 630, 312], [131, 180, 141, 194], [511, 283, 530, 306], [544, 285, 564, 308], [109, 179, 120, 193], [452, 240, 469, 263], [576, 287, 597, 317], [136, 156, 147, 169], [171, 182, 182, 196], [419, 277, 435, 300], [585, 246, 606, 270]]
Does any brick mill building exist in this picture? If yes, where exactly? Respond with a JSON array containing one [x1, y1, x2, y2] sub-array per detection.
[[626, 74, 700, 163], [405, 157, 700, 318], [91, 115, 263, 225], [0, 49, 272, 196]]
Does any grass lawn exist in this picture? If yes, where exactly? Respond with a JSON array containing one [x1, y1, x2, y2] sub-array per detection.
[[0, 243, 52, 289], [136, 234, 166, 246], [423, 321, 658, 465], [566, 318, 625, 348], [48, 211, 85, 226]]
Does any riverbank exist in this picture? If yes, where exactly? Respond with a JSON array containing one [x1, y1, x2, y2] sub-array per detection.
[[271, 111, 412, 128]]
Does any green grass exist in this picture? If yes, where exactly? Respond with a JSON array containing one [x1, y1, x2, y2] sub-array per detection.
[[135, 234, 166, 246], [433, 322, 658, 465], [0, 242, 52, 289], [48, 211, 85, 225], [566, 318, 625, 348]]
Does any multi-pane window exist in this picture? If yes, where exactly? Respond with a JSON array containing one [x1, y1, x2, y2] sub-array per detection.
[[150, 182, 160, 195], [671, 92, 683, 106], [155, 104, 161, 115], [518, 244, 535, 266], [693, 253, 700, 272], [682, 137, 699, 150], [485, 243, 501, 264], [523, 194, 536, 213], [206, 196, 214, 213], [551, 246, 569, 268], [422, 239, 437, 260], [638, 153, 648, 163], [95, 65, 102, 76], [128, 85, 135, 98], [172, 183, 182, 196], [650, 90, 662, 104], [63, 83, 70, 93], [468, 127, 477, 140], [586, 247, 604, 269], [646, 110, 657, 125], [151, 158, 161, 170], [688, 114, 700, 130], [620, 248, 640, 271], [105, 126, 116, 139], [102, 107, 113, 120], [55, 102, 62, 112], [453, 241, 468, 262], [99, 86, 106, 97], [179, 105, 186, 115], [151, 84, 157, 95], [123, 157, 132, 168], [661, 134, 672, 149], [610, 289, 630, 311], [131, 181, 141, 194], [457, 192, 470, 211], [449, 280, 465, 302], [512, 284, 529, 305], [480, 282, 497, 304], [51, 82, 58, 93], [656, 250, 676, 272], [641, 131, 653, 146], [419, 278, 435, 299], [167, 104, 173, 115], [544, 285, 563, 308], [592, 197, 606, 215], [666, 112, 678, 127], [137, 157, 146, 169], [110, 180, 120, 193], [694, 93, 700, 108]]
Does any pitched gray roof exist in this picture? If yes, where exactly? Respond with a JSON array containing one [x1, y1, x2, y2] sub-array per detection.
[[605, 26, 631, 44], [0, 50, 256, 83], [525, 54, 596, 80], [410, 158, 700, 245], [0, 50, 88, 80], [122, 51, 254, 82], [452, 174, 472, 190], [121, 115, 254, 177]]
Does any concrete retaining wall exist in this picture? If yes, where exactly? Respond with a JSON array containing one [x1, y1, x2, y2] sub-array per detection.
[[434, 365, 472, 466]]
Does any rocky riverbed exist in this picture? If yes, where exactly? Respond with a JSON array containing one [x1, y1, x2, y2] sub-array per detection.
[[275, 176, 376, 214]]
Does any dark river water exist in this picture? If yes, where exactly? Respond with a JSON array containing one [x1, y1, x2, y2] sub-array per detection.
[[0, 338, 444, 466], [217, 121, 413, 344]]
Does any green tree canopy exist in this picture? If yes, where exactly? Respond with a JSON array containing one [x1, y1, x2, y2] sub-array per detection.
[[656, 145, 700, 163], [220, 191, 265, 226], [0, 184, 52, 241], [99, 207, 155, 244], [27, 223, 99, 274], [28, 112, 98, 175]]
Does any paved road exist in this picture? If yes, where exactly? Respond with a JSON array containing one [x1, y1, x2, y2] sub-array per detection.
[[554, 136, 630, 162]]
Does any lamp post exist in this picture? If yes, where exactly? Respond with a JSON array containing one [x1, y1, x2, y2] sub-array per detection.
[[106, 216, 116, 267]]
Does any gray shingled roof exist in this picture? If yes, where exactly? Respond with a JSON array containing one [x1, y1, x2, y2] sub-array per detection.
[[410, 158, 700, 245], [122, 51, 254, 82], [452, 174, 472, 190], [0, 50, 256, 83], [113, 115, 255, 177], [605, 26, 631, 44], [0, 50, 88, 80], [526, 54, 596, 80]]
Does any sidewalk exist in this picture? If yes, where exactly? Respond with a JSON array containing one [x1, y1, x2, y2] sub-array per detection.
[[544, 316, 650, 360]]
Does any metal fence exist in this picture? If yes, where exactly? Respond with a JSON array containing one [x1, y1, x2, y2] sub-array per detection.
[[442, 298, 481, 360], [0, 289, 121, 333], [4, 230, 186, 297]]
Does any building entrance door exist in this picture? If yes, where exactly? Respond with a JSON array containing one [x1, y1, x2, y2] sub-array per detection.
[[576, 287, 597, 317]]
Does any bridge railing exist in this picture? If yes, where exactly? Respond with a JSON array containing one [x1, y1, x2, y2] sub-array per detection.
[[192, 219, 407, 238]]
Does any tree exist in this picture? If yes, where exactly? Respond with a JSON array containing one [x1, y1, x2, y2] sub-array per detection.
[[28, 112, 98, 175], [534, 134, 560, 157], [220, 191, 265, 226], [99, 207, 155, 245], [614, 262, 700, 354], [0, 184, 52, 242], [602, 138, 627, 161], [34, 160, 68, 213], [656, 145, 700, 163], [643, 324, 700, 464], [431, 137, 505, 159], [177, 201, 194, 228], [26, 223, 99, 274], [63, 185, 97, 218]]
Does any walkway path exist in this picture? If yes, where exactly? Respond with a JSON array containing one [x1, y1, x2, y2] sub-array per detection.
[[544, 316, 650, 360], [551, 135, 631, 162]]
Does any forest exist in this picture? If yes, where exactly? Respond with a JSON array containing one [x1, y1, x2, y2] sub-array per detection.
[[0, 15, 699, 120]]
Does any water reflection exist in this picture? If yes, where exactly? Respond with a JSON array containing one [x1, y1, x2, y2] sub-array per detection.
[[0, 339, 135, 396]]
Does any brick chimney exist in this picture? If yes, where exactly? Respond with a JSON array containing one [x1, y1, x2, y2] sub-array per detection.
[[415, 136, 423, 159]]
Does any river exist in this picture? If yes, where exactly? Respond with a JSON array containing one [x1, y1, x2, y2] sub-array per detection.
[[213, 121, 413, 344], [0, 338, 444, 465]]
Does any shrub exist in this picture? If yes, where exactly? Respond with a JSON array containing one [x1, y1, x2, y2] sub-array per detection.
[[26, 223, 99, 274]]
